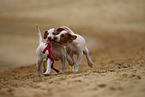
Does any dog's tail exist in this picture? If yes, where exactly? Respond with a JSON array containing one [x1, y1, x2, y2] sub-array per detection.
[[61, 26, 74, 34], [36, 24, 43, 44]]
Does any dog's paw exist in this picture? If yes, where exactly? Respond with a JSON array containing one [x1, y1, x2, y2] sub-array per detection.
[[88, 62, 93, 68], [39, 73, 44, 77], [43, 72, 50, 76], [69, 61, 75, 67]]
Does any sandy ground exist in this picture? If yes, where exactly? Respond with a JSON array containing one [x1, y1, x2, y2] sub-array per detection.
[[0, 63, 145, 97], [0, 0, 145, 97]]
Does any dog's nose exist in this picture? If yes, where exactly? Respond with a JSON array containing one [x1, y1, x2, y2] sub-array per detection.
[[54, 37, 58, 40], [48, 37, 52, 40]]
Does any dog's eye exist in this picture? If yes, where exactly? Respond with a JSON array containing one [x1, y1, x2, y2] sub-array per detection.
[[61, 34, 65, 37], [47, 33, 49, 35], [56, 32, 59, 35], [52, 32, 55, 35]]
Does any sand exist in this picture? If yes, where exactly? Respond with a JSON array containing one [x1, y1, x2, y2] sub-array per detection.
[[0, 63, 145, 97], [0, 0, 145, 97]]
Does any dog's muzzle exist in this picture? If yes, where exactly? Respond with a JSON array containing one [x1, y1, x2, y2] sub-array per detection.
[[53, 37, 58, 42]]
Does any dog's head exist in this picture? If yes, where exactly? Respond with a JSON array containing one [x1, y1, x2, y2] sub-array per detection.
[[43, 28, 65, 42], [53, 28, 77, 44], [43, 28, 55, 41]]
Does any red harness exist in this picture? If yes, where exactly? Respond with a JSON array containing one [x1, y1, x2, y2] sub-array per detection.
[[42, 41, 59, 73], [42, 41, 54, 60]]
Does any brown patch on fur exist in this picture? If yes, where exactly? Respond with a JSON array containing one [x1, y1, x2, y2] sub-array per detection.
[[59, 33, 77, 44], [53, 28, 65, 35], [43, 30, 48, 39]]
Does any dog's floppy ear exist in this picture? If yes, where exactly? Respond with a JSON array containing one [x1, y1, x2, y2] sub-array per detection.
[[43, 31, 48, 39], [53, 28, 65, 35], [68, 33, 77, 40], [57, 28, 65, 32]]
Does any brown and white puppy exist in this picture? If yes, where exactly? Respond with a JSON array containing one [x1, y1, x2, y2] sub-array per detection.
[[54, 26, 93, 72]]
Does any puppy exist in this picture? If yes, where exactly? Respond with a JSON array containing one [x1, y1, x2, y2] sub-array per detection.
[[36, 25, 65, 76], [53, 26, 93, 72], [36, 25, 58, 76], [43, 28, 66, 74]]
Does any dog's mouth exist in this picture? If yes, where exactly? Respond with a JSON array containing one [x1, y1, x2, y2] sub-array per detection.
[[53, 40, 58, 43], [47, 38, 52, 41], [47, 39, 58, 44], [50, 39, 63, 45]]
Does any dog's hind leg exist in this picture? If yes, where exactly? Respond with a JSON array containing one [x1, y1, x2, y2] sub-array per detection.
[[42, 58, 47, 73], [83, 46, 93, 67], [36, 59, 43, 76]]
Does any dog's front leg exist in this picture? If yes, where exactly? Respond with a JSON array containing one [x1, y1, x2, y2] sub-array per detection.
[[61, 56, 65, 73], [43, 59, 52, 75], [66, 52, 75, 66], [73, 52, 83, 72]]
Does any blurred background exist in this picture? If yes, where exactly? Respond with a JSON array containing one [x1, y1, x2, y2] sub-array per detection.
[[0, 0, 145, 72]]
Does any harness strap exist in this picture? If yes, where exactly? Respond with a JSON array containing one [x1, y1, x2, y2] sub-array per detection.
[[42, 41, 54, 57]]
